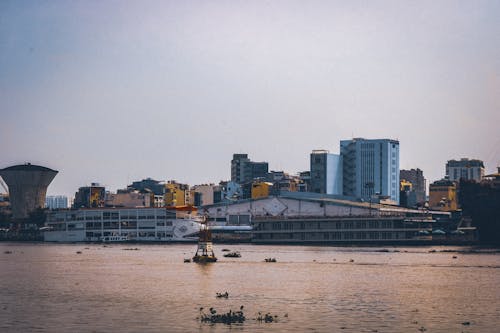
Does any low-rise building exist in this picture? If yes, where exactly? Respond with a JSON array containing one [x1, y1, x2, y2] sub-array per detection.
[[193, 184, 217, 206], [429, 179, 457, 211], [105, 190, 154, 208], [251, 181, 273, 199], [164, 181, 191, 207]]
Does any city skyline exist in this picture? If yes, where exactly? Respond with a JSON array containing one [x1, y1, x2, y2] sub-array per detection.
[[1, 1, 499, 197]]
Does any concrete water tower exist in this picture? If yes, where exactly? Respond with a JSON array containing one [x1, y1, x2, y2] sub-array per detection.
[[0, 163, 58, 219]]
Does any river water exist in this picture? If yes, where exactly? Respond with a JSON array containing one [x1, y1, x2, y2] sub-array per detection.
[[1, 243, 499, 333]]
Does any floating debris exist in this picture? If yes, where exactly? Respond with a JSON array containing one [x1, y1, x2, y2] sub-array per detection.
[[76, 251, 82, 254], [349, 259, 355, 263], [4, 251, 12, 254], [216, 292, 229, 298], [200, 306, 245, 324], [452, 256, 458, 259], [462, 321, 471, 326], [418, 326, 427, 332], [428, 249, 437, 253], [221, 248, 231, 252], [223, 251, 241, 258], [264, 258, 277, 262], [122, 248, 140, 251], [184, 258, 191, 263], [257, 312, 277, 323]]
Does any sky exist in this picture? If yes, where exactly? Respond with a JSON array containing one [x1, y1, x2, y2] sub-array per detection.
[[1, 0, 499, 197]]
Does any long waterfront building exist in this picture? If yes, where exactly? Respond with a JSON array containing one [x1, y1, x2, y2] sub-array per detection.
[[201, 193, 459, 244], [44, 207, 201, 242]]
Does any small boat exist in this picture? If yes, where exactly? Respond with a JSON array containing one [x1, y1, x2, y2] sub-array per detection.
[[184, 258, 191, 263], [264, 258, 277, 262], [216, 292, 229, 298], [223, 251, 241, 258]]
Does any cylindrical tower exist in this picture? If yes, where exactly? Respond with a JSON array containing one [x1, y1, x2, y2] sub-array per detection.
[[0, 163, 58, 219]]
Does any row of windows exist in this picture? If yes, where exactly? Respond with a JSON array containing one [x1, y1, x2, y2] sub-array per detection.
[[85, 231, 173, 238], [256, 231, 411, 240], [264, 220, 394, 231], [84, 221, 173, 229], [54, 215, 170, 222]]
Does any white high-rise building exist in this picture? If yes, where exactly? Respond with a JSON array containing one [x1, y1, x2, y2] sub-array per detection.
[[340, 138, 400, 203], [45, 195, 68, 209]]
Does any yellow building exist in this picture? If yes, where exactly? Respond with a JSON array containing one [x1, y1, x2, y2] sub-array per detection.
[[164, 181, 190, 207], [429, 179, 457, 211], [251, 182, 273, 199]]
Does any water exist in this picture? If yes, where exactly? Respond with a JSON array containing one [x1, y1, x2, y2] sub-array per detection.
[[1, 243, 499, 333]]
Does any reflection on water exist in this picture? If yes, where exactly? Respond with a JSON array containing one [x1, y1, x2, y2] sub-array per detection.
[[1, 243, 499, 332]]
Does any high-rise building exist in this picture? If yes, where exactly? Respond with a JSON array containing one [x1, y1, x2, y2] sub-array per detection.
[[446, 158, 485, 183], [310, 150, 343, 195], [45, 195, 68, 209], [0, 163, 58, 219], [230, 154, 269, 184], [340, 138, 400, 203], [400, 168, 426, 206]]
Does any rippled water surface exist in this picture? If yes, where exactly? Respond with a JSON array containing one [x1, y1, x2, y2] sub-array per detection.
[[1, 243, 499, 332]]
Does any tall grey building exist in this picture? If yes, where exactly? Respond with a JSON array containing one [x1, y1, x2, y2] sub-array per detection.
[[446, 158, 484, 183], [400, 168, 426, 206], [310, 150, 342, 194], [340, 138, 400, 203], [230, 154, 269, 184]]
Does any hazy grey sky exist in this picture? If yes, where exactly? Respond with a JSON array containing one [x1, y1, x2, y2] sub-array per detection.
[[1, 0, 499, 197]]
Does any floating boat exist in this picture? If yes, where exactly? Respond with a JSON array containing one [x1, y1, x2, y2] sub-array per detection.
[[216, 292, 229, 298], [223, 251, 241, 258]]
